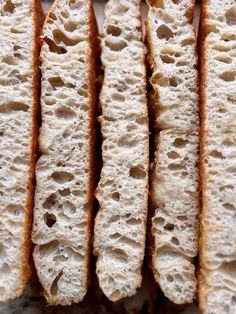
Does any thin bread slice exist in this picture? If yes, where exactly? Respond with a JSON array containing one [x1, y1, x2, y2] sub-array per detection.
[[0, 0, 43, 302], [199, 1, 236, 313], [146, 0, 200, 304], [93, 0, 149, 301], [32, 0, 99, 305]]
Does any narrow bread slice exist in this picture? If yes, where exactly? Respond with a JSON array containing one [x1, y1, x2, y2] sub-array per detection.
[[0, 0, 43, 302], [93, 0, 149, 301], [199, 1, 236, 313], [32, 0, 99, 305], [146, 0, 200, 304]]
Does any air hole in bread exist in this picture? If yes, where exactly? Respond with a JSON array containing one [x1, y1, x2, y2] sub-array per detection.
[[112, 4, 129, 15], [167, 275, 174, 282], [168, 163, 185, 171], [2, 56, 17, 65], [160, 54, 175, 63], [156, 25, 173, 40], [152, 72, 168, 87], [51, 171, 74, 184], [48, 12, 57, 21], [42, 194, 57, 209], [105, 38, 127, 51], [107, 25, 122, 37], [112, 192, 120, 201], [169, 76, 179, 87], [78, 88, 88, 98], [136, 116, 146, 125], [117, 136, 138, 148], [221, 33, 236, 42], [105, 247, 128, 264], [0, 263, 11, 276], [173, 138, 186, 148], [205, 24, 219, 35], [126, 217, 142, 225], [63, 200, 76, 214], [3, 0, 15, 13], [167, 151, 180, 159], [44, 212, 57, 228], [0, 102, 29, 113], [0, 244, 6, 259], [6, 204, 24, 217], [219, 71, 236, 82], [44, 36, 67, 54], [129, 166, 145, 179], [225, 7, 236, 25], [164, 223, 174, 231], [181, 38, 195, 46], [59, 188, 71, 196], [213, 44, 231, 52], [64, 21, 77, 32], [171, 237, 179, 245], [50, 271, 63, 296], [150, 0, 164, 8], [209, 150, 224, 159], [48, 77, 65, 89], [55, 106, 76, 120], [111, 93, 125, 102], [61, 10, 69, 19], [223, 203, 235, 211]]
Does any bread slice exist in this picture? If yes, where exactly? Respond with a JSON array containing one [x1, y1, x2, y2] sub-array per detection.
[[0, 0, 43, 302], [199, 1, 236, 313], [146, 0, 200, 304], [32, 0, 99, 306], [93, 0, 149, 302]]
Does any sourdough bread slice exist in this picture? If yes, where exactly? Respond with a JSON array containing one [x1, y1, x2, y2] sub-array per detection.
[[93, 0, 149, 302], [146, 0, 200, 304], [0, 0, 43, 302], [32, 0, 99, 305], [199, 1, 236, 313]]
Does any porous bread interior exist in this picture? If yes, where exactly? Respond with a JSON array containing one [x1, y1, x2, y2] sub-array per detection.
[[32, 0, 96, 306], [200, 1, 236, 313], [94, 0, 149, 302], [0, 0, 39, 302], [147, 0, 199, 304]]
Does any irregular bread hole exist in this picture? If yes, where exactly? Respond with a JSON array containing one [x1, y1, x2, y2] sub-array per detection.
[[50, 272, 62, 296], [181, 38, 195, 46], [0, 102, 29, 113], [38, 241, 59, 258], [119, 236, 141, 249], [0, 244, 6, 259], [107, 25, 122, 36], [219, 71, 236, 82], [205, 24, 219, 35], [222, 33, 236, 42], [167, 275, 174, 282], [44, 37, 67, 54], [213, 44, 231, 52], [55, 106, 76, 120], [113, 4, 129, 15], [78, 88, 88, 98], [154, 217, 165, 226], [44, 212, 57, 227], [136, 116, 146, 125], [105, 247, 128, 264], [168, 163, 185, 171], [112, 192, 120, 201], [160, 54, 175, 63], [223, 203, 235, 211], [107, 215, 120, 224], [48, 12, 57, 21], [61, 10, 69, 18], [53, 29, 80, 46], [176, 60, 189, 67], [42, 193, 57, 209], [169, 76, 179, 87], [3, 0, 15, 13], [126, 217, 142, 225], [171, 237, 179, 245], [53, 255, 69, 263], [152, 72, 169, 87], [209, 150, 224, 158], [51, 171, 74, 184], [105, 39, 127, 51], [129, 166, 146, 179], [173, 138, 186, 148], [225, 7, 236, 25], [164, 223, 174, 231], [2, 56, 17, 65], [111, 93, 125, 102], [59, 188, 71, 196], [48, 77, 64, 89], [156, 25, 173, 40], [167, 151, 180, 159], [110, 290, 121, 301], [6, 204, 24, 217], [117, 136, 138, 148], [64, 21, 77, 32], [0, 263, 11, 275], [63, 201, 76, 214]]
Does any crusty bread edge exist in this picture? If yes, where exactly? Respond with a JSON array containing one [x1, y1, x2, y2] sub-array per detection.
[[94, 0, 149, 302], [198, 0, 210, 311]]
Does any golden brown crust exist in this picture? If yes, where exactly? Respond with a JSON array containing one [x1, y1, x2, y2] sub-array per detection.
[[198, 0, 209, 311], [16, 0, 44, 300]]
